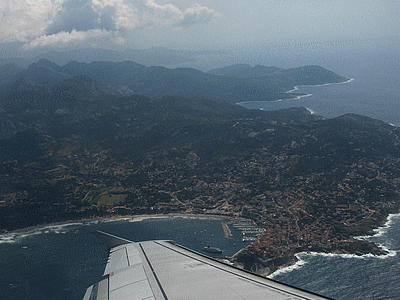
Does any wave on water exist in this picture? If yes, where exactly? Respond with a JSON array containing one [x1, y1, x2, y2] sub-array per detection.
[[294, 93, 313, 100], [235, 92, 313, 105], [281, 78, 355, 103], [268, 248, 395, 280], [285, 78, 355, 94], [269, 211, 400, 278], [268, 250, 373, 279], [272, 93, 313, 103], [268, 253, 308, 279], [355, 212, 400, 258], [0, 216, 165, 244], [0, 217, 142, 244], [0, 214, 226, 244], [305, 107, 316, 114], [0, 222, 85, 244], [362, 212, 400, 239]]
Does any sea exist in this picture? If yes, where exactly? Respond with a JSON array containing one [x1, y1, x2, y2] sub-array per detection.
[[238, 45, 400, 300], [0, 216, 254, 300], [1, 214, 400, 300], [237, 47, 400, 126], [1, 45, 400, 300]]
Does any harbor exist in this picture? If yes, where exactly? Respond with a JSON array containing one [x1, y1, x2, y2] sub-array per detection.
[[222, 218, 265, 242]]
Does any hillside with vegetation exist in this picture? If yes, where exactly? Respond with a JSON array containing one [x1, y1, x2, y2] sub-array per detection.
[[0, 64, 398, 275], [0, 60, 348, 103]]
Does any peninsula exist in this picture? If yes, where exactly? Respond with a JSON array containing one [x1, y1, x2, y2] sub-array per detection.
[[1, 60, 398, 274]]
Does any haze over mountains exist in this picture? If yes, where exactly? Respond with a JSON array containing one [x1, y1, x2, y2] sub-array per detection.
[[0, 58, 348, 104], [1, 57, 400, 276]]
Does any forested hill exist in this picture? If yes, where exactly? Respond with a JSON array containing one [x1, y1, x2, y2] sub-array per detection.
[[1, 65, 398, 275], [0, 59, 348, 103]]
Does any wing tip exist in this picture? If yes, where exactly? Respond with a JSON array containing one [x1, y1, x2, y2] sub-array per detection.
[[91, 230, 133, 251]]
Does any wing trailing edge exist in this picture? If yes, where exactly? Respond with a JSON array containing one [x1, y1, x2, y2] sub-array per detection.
[[91, 230, 133, 251], [83, 231, 333, 300]]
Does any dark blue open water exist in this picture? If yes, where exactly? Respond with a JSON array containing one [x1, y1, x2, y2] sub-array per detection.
[[271, 213, 400, 300], [1, 47, 399, 300], [238, 47, 400, 299], [1, 214, 400, 300], [0, 216, 252, 300], [238, 45, 400, 126]]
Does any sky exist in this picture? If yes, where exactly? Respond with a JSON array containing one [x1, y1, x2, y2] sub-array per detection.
[[0, 0, 399, 58]]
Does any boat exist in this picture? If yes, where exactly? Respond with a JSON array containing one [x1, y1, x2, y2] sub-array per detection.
[[201, 245, 223, 254]]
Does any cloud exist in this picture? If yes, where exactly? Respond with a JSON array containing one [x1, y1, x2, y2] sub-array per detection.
[[0, 0, 53, 43], [144, 0, 219, 29], [0, 0, 219, 50], [45, 0, 139, 34], [23, 29, 111, 49], [176, 4, 218, 29], [100, 5, 117, 31], [45, 0, 100, 34]]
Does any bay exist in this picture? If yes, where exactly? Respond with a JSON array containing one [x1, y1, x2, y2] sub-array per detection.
[[239, 76, 400, 126], [238, 47, 400, 126], [245, 48, 400, 299], [2, 214, 400, 300], [1, 47, 399, 300], [0, 216, 253, 300]]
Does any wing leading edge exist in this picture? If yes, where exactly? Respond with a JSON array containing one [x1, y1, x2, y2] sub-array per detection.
[[83, 230, 332, 300]]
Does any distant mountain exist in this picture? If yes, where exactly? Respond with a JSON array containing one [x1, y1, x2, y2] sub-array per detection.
[[61, 60, 147, 86], [0, 57, 33, 69], [208, 64, 281, 77], [0, 75, 118, 113], [208, 64, 349, 90], [24, 59, 70, 85], [0, 59, 349, 104], [1, 74, 400, 280], [0, 64, 24, 85], [35, 47, 210, 67], [275, 65, 349, 87]]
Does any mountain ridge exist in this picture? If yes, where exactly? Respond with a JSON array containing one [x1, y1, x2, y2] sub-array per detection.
[[0, 59, 349, 103], [0, 78, 399, 276], [2, 59, 395, 277]]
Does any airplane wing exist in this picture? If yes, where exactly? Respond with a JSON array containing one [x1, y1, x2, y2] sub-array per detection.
[[83, 230, 332, 300]]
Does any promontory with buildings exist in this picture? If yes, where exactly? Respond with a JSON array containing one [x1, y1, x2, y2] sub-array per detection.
[[1, 60, 400, 274]]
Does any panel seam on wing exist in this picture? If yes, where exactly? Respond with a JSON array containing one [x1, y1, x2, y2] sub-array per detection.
[[109, 278, 148, 293]]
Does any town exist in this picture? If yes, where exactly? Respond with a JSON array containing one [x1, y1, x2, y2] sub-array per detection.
[[2, 106, 399, 274]]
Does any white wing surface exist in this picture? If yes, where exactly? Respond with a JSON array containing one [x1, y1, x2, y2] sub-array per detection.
[[83, 230, 331, 300]]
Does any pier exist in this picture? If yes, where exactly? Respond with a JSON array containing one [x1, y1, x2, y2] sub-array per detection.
[[221, 218, 265, 242], [221, 221, 233, 239]]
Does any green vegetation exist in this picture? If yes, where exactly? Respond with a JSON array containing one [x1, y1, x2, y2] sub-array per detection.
[[0, 59, 349, 104], [0, 61, 397, 274]]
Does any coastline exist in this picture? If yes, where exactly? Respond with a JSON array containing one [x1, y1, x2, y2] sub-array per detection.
[[236, 78, 354, 106], [236, 92, 313, 106], [0, 213, 232, 242], [2, 209, 398, 283], [285, 78, 355, 94], [267, 209, 400, 279], [221, 221, 233, 239]]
